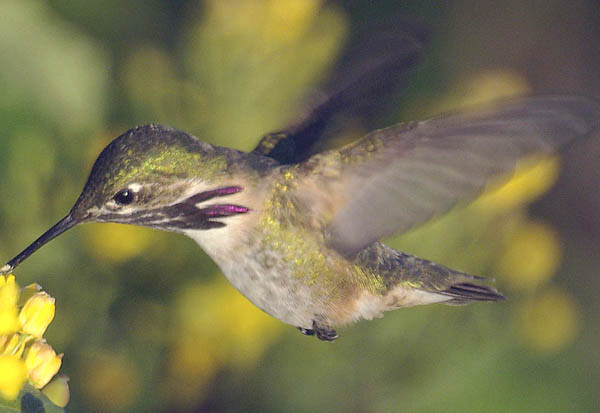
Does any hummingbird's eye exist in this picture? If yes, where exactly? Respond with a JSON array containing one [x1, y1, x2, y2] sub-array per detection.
[[114, 189, 135, 205]]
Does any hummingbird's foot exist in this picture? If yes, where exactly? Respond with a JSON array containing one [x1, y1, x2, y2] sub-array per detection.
[[312, 320, 338, 342], [297, 327, 315, 336], [296, 320, 339, 341]]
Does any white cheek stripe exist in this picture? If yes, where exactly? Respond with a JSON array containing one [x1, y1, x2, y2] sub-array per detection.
[[128, 183, 143, 193]]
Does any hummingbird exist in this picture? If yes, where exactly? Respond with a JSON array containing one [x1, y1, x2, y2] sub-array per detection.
[[1, 40, 599, 341]]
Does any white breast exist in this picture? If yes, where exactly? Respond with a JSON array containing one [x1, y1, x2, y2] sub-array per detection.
[[184, 221, 316, 329]]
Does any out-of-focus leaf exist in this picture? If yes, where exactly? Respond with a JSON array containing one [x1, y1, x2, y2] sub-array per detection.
[[0, 384, 66, 413], [0, 0, 109, 133], [121, 0, 349, 159]]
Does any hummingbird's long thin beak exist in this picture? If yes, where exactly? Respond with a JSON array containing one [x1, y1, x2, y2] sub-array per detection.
[[0, 214, 77, 275]]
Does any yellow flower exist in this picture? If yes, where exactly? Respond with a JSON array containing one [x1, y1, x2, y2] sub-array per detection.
[[0, 274, 14, 288], [83, 223, 156, 263], [0, 355, 28, 400], [18, 283, 42, 307], [24, 339, 63, 389], [42, 375, 70, 408], [0, 333, 27, 358], [0, 275, 20, 335], [0, 274, 64, 402], [19, 291, 55, 338], [498, 220, 562, 290], [474, 155, 560, 213], [516, 287, 580, 353], [80, 351, 140, 411]]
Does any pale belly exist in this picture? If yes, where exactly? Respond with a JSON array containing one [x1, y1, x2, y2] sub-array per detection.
[[185, 229, 318, 328], [217, 248, 318, 328]]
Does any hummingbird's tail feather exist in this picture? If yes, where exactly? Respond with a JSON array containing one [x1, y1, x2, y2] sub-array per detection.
[[439, 282, 506, 305], [353, 242, 506, 313]]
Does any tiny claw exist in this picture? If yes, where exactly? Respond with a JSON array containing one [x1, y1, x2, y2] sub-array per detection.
[[312, 319, 338, 341], [297, 327, 315, 336]]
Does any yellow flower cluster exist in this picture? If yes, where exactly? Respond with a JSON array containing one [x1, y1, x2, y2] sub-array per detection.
[[0, 274, 67, 404]]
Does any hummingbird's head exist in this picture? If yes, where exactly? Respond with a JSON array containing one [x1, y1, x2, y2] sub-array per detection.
[[71, 124, 242, 225], [0, 124, 252, 275]]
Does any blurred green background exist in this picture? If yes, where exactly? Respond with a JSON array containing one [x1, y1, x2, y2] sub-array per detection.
[[1, 0, 600, 411]]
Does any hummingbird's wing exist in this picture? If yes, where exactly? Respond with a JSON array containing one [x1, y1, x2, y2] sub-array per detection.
[[308, 96, 600, 256], [251, 27, 427, 164]]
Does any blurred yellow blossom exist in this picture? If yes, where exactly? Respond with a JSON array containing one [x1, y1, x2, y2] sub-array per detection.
[[19, 291, 55, 338], [420, 69, 531, 118], [163, 336, 219, 406], [42, 375, 70, 408], [80, 351, 141, 411], [25, 340, 63, 389], [83, 223, 156, 263], [0, 355, 28, 400], [0, 274, 66, 402], [497, 220, 562, 290], [163, 277, 283, 408], [455, 70, 531, 108], [474, 155, 560, 213], [516, 287, 580, 353], [173, 278, 283, 367], [262, 0, 322, 45], [205, 0, 322, 47]]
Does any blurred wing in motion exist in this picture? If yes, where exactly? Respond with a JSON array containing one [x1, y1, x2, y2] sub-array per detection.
[[309, 96, 600, 256], [252, 27, 428, 164]]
